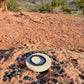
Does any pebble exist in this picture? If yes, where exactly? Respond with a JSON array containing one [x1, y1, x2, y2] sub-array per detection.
[[3, 78, 8, 82], [54, 72, 60, 77], [59, 69, 65, 74], [60, 61, 65, 64], [17, 57, 24, 62], [22, 54, 26, 57], [52, 62, 57, 65], [14, 68, 18, 72], [19, 69, 24, 72], [55, 64, 61, 70], [26, 52, 33, 57], [12, 64, 16, 67], [9, 66, 13, 69], [8, 74, 13, 79], [24, 76, 31, 80], [61, 75, 65, 77], [5, 71, 10, 75], [53, 58, 57, 61], [51, 66, 55, 69], [21, 58, 24, 61], [52, 79, 58, 83]]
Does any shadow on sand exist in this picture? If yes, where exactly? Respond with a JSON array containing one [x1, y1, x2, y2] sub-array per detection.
[[0, 47, 15, 62]]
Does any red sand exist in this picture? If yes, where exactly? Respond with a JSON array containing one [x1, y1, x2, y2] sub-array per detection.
[[0, 11, 84, 84]]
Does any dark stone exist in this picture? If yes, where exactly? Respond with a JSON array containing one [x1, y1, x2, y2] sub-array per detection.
[[19, 69, 24, 72], [55, 64, 61, 70], [54, 72, 60, 77], [8, 74, 13, 79], [14, 68, 18, 72], [52, 62, 57, 65], [12, 64, 16, 67], [9, 66, 13, 69], [17, 57, 22, 62], [53, 58, 57, 61], [61, 75, 65, 77], [11, 70, 18, 76], [52, 79, 58, 83], [22, 54, 26, 57], [17, 57, 24, 62], [40, 80, 44, 84], [51, 66, 55, 69], [59, 69, 65, 74], [5, 71, 10, 75], [24, 76, 31, 80], [3, 78, 8, 82], [21, 58, 24, 61], [60, 61, 65, 64]]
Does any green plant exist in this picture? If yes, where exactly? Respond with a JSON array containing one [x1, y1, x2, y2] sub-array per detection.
[[7, 0, 20, 12]]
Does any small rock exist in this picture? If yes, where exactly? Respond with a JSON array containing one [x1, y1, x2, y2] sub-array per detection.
[[17, 57, 24, 62], [52, 79, 58, 83], [52, 62, 57, 65], [54, 72, 60, 77], [19, 69, 24, 72], [3, 78, 8, 82], [5, 71, 10, 75], [24, 76, 31, 80], [59, 69, 65, 74], [12, 64, 16, 67], [51, 66, 55, 69], [55, 64, 61, 70], [60, 61, 65, 64], [8, 74, 13, 79]]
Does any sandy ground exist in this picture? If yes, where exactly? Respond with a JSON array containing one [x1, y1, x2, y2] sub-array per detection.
[[0, 11, 84, 84]]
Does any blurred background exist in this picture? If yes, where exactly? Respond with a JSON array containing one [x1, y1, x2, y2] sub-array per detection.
[[7, 0, 84, 17]]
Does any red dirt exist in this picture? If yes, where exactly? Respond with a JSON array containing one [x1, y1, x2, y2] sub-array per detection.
[[0, 11, 84, 84]]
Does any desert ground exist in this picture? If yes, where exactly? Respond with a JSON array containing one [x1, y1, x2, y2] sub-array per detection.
[[0, 11, 84, 84]]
